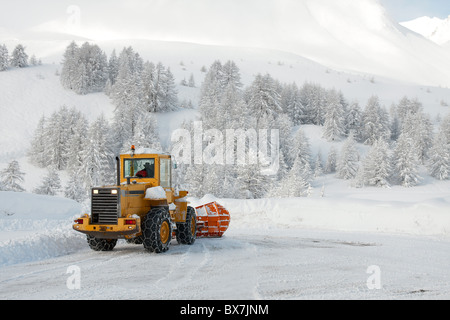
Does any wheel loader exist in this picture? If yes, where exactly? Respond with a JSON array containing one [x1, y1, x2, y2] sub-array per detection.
[[73, 146, 230, 253]]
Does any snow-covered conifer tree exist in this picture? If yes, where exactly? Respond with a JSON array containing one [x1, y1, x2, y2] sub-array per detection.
[[128, 112, 162, 151], [34, 167, 62, 196], [292, 129, 312, 177], [363, 138, 392, 187], [1, 160, 25, 192], [80, 115, 115, 190], [247, 73, 282, 128], [314, 151, 324, 178], [323, 89, 345, 141], [60, 41, 79, 90], [429, 131, 450, 180], [393, 134, 421, 187], [281, 83, 305, 125], [10, 44, 28, 68], [0, 44, 9, 71], [336, 132, 360, 180], [273, 156, 311, 198], [108, 49, 119, 85], [345, 101, 363, 141], [188, 73, 196, 88], [362, 96, 390, 145], [401, 111, 432, 164], [64, 173, 86, 203], [28, 115, 48, 168], [158, 67, 178, 112], [325, 146, 338, 174]]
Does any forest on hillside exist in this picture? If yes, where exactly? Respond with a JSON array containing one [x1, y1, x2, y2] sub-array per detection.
[[2, 42, 449, 202]]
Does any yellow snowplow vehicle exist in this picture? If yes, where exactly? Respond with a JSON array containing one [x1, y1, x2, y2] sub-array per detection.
[[73, 146, 230, 253]]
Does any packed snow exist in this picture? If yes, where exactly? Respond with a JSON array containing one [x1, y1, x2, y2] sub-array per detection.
[[0, 188, 449, 299], [145, 186, 167, 200]]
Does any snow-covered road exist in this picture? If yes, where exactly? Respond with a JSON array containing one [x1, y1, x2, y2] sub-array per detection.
[[1, 227, 449, 300]]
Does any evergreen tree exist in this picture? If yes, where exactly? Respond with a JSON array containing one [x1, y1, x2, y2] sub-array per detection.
[[236, 161, 270, 199], [272, 156, 311, 198], [199, 60, 224, 129], [158, 67, 178, 112], [1, 160, 25, 192], [281, 83, 305, 125], [336, 132, 360, 180], [60, 42, 108, 94], [362, 96, 390, 145], [108, 49, 119, 85], [64, 173, 86, 203], [128, 112, 162, 151], [34, 167, 62, 196], [299, 82, 327, 125], [292, 129, 312, 177], [28, 115, 48, 168], [429, 131, 450, 180], [0, 44, 9, 71], [45, 106, 73, 170], [363, 138, 392, 187], [61, 41, 79, 90], [65, 111, 89, 174], [188, 73, 196, 87], [314, 151, 324, 178], [184, 164, 205, 197], [80, 115, 115, 190], [401, 111, 432, 164], [10, 44, 28, 68], [323, 89, 345, 141], [393, 134, 421, 187], [247, 73, 282, 128], [345, 101, 363, 141], [325, 147, 338, 174]]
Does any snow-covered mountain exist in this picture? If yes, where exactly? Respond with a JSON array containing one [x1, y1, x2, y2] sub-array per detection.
[[401, 15, 450, 46], [3, 0, 450, 87]]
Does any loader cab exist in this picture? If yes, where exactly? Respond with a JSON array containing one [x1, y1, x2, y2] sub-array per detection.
[[119, 147, 172, 188]]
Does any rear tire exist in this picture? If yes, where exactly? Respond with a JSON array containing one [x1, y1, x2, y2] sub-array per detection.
[[176, 206, 197, 245], [142, 207, 172, 253], [87, 235, 117, 251]]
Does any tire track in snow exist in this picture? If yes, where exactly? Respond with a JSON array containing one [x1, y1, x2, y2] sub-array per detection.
[[155, 241, 211, 299]]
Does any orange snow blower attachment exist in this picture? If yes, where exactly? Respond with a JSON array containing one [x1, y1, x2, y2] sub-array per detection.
[[195, 202, 230, 238]]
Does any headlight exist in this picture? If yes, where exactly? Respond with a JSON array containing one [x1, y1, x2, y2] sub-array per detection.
[[93, 190, 99, 194], [111, 189, 118, 195]]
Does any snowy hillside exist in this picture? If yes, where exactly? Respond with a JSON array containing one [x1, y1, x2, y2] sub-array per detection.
[[1, 42, 450, 162], [401, 15, 450, 46]]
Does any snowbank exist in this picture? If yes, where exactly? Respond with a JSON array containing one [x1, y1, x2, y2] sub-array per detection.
[[0, 191, 85, 267], [190, 183, 450, 237], [0, 191, 81, 222]]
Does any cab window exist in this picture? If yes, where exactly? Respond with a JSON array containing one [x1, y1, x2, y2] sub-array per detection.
[[124, 159, 155, 179], [160, 158, 171, 188]]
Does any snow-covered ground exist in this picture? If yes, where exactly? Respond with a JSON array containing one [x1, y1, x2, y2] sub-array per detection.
[[1, 177, 449, 300]]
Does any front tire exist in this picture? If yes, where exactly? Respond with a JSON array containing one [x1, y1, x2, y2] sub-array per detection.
[[142, 207, 172, 253], [87, 235, 117, 251], [176, 206, 197, 245]]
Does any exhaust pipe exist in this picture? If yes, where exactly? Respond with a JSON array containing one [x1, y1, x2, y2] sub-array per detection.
[[116, 157, 120, 186]]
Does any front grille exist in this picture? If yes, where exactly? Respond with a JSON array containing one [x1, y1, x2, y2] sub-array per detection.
[[91, 188, 120, 224]]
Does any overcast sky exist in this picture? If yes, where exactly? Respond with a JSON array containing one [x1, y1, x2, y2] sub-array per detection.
[[0, 0, 448, 41]]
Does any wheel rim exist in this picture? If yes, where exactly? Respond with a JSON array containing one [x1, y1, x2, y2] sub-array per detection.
[[160, 221, 170, 244], [190, 215, 196, 236]]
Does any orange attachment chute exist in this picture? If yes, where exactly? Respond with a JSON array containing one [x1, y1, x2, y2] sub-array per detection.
[[195, 202, 230, 238]]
